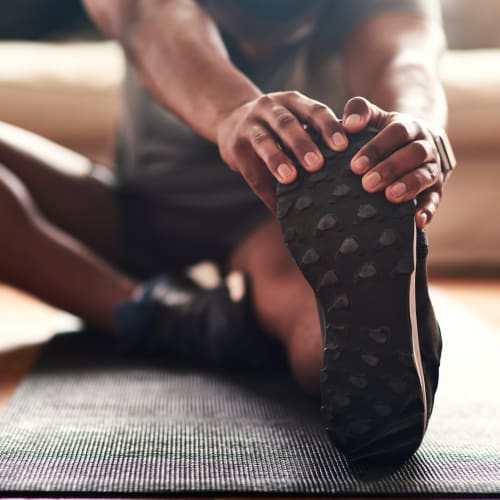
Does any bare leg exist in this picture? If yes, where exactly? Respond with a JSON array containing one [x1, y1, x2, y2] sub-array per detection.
[[228, 218, 322, 394], [0, 122, 136, 333]]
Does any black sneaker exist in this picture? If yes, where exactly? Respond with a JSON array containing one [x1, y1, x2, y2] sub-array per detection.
[[113, 273, 285, 370], [276, 128, 441, 463]]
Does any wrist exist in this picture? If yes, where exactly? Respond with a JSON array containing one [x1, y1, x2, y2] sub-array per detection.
[[369, 62, 447, 126], [214, 90, 262, 139], [426, 127, 457, 183]]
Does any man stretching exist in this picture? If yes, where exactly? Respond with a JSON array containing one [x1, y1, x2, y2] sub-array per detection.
[[0, 0, 454, 461]]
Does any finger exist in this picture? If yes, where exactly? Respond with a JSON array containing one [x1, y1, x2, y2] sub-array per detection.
[[283, 93, 348, 152], [342, 96, 390, 133], [415, 188, 441, 228], [238, 153, 277, 214], [351, 120, 426, 174], [261, 102, 324, 172], [247, 123, 297, 183], [383, 162, 441, 204], [361, 139, 437, 193]]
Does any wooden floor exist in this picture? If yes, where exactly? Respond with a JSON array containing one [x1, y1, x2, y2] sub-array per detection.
[[0, 277, 499, 499]]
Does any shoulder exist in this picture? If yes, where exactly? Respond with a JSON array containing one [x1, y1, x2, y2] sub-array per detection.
[[311, 0, 438, 49]]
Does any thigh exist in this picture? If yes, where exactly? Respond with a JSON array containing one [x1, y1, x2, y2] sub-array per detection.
[[0, 121, 122, 263]]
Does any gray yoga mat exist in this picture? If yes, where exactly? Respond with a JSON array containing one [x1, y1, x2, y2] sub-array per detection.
[[0, 320, 499, 496]]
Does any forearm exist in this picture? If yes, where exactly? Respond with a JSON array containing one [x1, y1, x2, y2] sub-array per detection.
[[364, 56, 447, 128], [83, 0, 261, 142], [342, 11, 447, 128], [338, 9, 452, 227]]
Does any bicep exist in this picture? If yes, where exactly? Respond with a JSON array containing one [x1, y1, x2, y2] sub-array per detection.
[[82, 0, 139, 39]]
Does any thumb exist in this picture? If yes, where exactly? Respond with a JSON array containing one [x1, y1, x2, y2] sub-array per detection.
[[342, 96, 391, 133]]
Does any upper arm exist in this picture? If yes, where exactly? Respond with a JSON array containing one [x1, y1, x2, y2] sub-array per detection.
[[312, 0, 440, 48], [339, 2, 446, 95], [83, 0, 225, 56], [82, 0, 138, 40], [83, 0, 182, 43]]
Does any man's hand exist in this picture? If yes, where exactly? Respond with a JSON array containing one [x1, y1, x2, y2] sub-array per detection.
[[216, 91, 348, 213], [343, 97, 444, 229]]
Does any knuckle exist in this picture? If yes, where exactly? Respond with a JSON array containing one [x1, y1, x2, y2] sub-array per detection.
[[422, 200, 438, 217], [422, 187, 441, 205], [256, 94, 273, 108], [391, 121, 412, 142], [414, 121, 426, 137], [423, 162, 440, 182], [422, 128, 435, 143], [428, 199, 438, 214], [274, 111, 296, 129], [250, 126, 271, 147], [433, 187, 443, 202], [286, 90, 303, 101], [310, 102, 328, 116], [411, 140, 431, 162], [414, 171, 427, 189]]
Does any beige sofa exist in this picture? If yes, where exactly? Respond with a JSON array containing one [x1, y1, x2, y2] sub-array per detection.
[[0, 13, 498, 272], [0, 41, 123, 162], [428, 49, 500, 271]]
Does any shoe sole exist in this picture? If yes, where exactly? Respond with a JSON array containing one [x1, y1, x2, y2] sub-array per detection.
[[277, 128, 427, 463]]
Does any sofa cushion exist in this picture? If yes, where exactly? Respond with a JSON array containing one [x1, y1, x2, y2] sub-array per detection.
[[441, 49, 500, 150], [441, 0, 500, 49], [0, 41, 124, 159]]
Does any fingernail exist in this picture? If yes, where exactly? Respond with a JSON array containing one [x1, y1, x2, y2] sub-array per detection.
[[419, 211, 428, 226], [390, 182, 407, 198], [344, 114, 362, 128], [352, 155, 370, 173], [364, 171, 381, 190], [277, 163, 294, 181], [304, 152, 322, 170], [331, 132, 347, 151]]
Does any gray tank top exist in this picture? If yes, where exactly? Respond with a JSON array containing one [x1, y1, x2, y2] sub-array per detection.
[[115, 0, 431, 199]]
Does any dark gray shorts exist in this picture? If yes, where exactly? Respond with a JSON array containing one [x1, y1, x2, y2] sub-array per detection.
[[115, 159, 270, 280]]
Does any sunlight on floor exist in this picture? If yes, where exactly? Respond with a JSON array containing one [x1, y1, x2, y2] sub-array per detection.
[[0, 285, 80, 351]]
